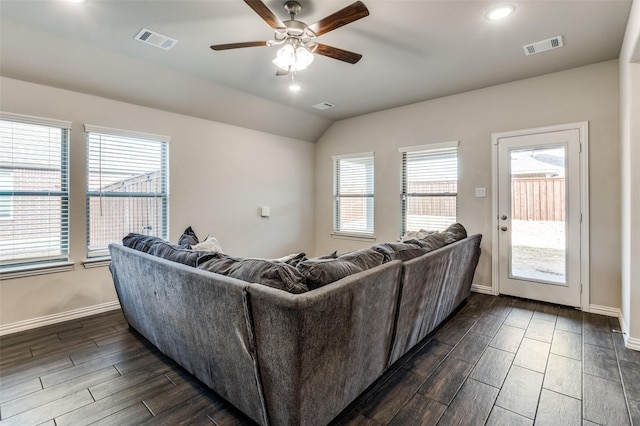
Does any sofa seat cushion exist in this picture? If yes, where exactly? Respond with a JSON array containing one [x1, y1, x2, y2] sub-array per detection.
[[297, 248, 385, 290], [197, 254, 309, 294], [122, 233, 166, 253]]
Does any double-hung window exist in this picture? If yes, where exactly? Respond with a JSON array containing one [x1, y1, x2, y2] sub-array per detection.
[[85, 125, 169, 258], [400, 142, 458, 235], [0, 112, 71, 270], [332, 152, 374, 237]]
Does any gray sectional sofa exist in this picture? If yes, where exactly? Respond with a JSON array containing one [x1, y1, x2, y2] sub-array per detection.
[[108, 228, 481, 426]]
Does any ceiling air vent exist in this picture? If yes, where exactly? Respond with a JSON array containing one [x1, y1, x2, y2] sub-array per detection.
[[522, 36, 563, 56], [312, 102, 335, 111], [134, 28, 178, 50]]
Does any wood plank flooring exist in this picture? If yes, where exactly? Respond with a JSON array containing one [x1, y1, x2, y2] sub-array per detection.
[[1, 292, 638, 425]]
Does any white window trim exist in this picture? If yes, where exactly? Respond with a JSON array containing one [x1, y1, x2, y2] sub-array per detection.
[[332, 152, 375, 238], [0, 261, 74, 280], [0, 111, 71, 275], [398, 140, 459, 153], [399, 140, 459, 236], [84, 124, 170, 143], [84, 124, 170, 259], [1, 112, 71, 130]]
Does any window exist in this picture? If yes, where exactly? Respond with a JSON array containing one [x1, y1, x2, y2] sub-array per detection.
[[400, 142, 458, 235], [332, 152, 374, 236], [85, 125, 169, 258], [0, 112, 71, 268]]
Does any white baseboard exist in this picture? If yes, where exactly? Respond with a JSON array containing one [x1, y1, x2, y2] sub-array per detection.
[[616, 309, 640, 352], [471, 284, 494, 295], [588, 304, 621, 317], [625, 335, 640, 351], [0, 301, 121, 336]]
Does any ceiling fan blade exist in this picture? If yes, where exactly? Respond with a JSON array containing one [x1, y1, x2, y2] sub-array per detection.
[[312, 43, 363, 64], [307, 1, 369, 37], [210, 41, 268, 51], [244, 0, 285, 30], [276, 68, 290, 76]]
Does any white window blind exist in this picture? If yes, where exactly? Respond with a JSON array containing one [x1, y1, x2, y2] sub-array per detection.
[[0, 112, 71, 268], [85, 125, 169, 258], [401, 143, 458, 234], [333, 153, 374, 236]]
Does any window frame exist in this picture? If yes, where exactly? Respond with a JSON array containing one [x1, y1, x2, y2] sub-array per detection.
[[332, 152, 375, 239], [0, 112, 72, 276], [399, 141, 459, 236], [84, 124, 170, 259]]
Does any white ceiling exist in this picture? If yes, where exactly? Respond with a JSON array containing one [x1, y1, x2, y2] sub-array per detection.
[[0, 0, 633, 142]]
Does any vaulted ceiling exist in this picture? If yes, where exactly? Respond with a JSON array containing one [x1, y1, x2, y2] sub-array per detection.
[[0, 0, 633, 142]]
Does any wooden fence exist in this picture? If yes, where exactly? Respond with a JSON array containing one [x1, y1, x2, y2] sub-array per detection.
[[511, 177, 565, 222]]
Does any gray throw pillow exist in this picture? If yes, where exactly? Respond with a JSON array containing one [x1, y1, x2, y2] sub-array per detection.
[[177, 226, 199, 248]]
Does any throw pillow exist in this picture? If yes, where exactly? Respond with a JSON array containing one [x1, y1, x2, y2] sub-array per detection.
[[177, 226, 199, 248], [192, 235, 224, 253]]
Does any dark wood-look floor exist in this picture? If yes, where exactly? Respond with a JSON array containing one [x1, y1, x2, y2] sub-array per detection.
[[1, 293, 639, 426]]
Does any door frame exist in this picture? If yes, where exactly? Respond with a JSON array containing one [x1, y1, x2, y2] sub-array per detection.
[[491, 122, 590, 311]]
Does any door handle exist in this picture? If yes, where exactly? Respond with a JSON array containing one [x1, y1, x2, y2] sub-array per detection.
[[500, 226, 508, 231], [501, 215, 507, 220]]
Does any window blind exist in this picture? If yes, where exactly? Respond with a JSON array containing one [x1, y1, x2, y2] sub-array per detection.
[[0, 112, 71, 268], [85, 125, 169, 258], [333, 153, 374, 235], [401, 145, 458, 235]]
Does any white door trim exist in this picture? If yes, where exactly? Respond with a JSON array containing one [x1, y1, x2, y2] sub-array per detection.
[[491, 122, 590, 311]]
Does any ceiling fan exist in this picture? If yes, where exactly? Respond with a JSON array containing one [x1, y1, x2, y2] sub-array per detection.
[[210, 0, 369, 75]]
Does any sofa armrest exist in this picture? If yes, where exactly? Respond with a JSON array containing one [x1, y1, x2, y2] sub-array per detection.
[[109, 244, 268, 425]]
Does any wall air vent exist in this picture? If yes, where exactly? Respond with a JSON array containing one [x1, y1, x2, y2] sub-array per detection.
[[312, 102, 335, 111], [522, 36, 563, 56], [134, 28, 178, 50]]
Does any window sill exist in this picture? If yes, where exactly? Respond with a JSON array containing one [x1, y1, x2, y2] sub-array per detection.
[[331, 232, 376, 242], [83, 257, 111, 269], [0, 261, 75, 280]]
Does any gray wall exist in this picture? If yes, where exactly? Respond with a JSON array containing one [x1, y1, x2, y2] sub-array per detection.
[[315, 60, 621, 309], [0, 76, 316, 326]]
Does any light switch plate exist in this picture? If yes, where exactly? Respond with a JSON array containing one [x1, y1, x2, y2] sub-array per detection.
[[261, 206, 270, 217], [475, 187, 487, 198]]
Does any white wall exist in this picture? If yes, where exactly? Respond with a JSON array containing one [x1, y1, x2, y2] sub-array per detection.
[[315, 60, 621, 309], [620, 0, 640, 348], [0, 77, 316, 327]]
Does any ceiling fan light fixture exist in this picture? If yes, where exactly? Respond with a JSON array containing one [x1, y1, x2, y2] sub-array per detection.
[[486, 5, 515, 20], [273, 44, 314, 71]]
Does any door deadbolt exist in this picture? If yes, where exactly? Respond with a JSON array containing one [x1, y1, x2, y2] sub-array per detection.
[[500, 226, 508, 231], [501, 215, 507, 220]]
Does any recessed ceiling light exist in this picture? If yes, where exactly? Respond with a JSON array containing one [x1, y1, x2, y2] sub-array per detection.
[[487, 5, 514, 20], [67, 0, 86, 3], [288, 83, 301, 92]]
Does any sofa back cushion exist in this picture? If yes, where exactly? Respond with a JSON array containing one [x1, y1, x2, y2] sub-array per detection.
[[147, 241, 209, 267], [122, 233, 166, 253], [371, 242, 428, 262], [198, 254, 309, 294], [297, 248, 384, 290]]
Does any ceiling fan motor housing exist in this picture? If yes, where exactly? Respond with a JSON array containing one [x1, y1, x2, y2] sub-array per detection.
[[283, 1, 302, 17]]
